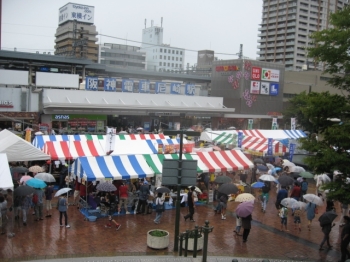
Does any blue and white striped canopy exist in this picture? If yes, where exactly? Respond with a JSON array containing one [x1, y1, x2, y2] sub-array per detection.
[[71, 155, 155, 182]]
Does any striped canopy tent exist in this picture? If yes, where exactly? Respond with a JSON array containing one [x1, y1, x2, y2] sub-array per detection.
[[71, 155, 155, 182], [195, 150, 254, 173], [240, 136, 288, 156], [115, 134, 168, 140], [110, 139, 187, 155], [143, 153, 209, 174], [43, 140, 106, 160]]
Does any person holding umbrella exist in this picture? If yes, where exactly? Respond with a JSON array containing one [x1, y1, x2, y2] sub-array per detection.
[[184, 186, 196, 222], [241, 214, 252, 243], [339, 216, 350, 262], [219, 194, 229, 220], [58, 195, 70, 228], [318, 211, 337, 250], [306, 201, 317, 231], [154, 192, 165, 224], [261, 182, 271, 213]]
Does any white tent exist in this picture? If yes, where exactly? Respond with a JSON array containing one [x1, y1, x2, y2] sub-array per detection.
[[0, 153, 14, 190], [0, 129, 50, 161]]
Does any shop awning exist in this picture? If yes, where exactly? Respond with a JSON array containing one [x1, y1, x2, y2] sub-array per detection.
[[195, 150, 254, 173], [71, 155, 155, 181], [143, 153, 208, 174], [240, 136, 288, 156], [43, 140, 106, 160], [32, 134, 105, 149], [115, 134, 168, 140]]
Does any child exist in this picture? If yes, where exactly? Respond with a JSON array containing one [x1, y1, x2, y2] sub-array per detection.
[[105, 215, 121, 231], [293, 208, 302, 231], [279, 204, 289, 231], [233, 215, 242, 236]]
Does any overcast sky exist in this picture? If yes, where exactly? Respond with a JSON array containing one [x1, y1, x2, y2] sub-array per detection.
[[1, 0, 262, 66]]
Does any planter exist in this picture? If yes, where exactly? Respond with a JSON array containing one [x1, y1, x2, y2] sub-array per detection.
[[182, 236, 204, 251], [147, 229, 170, 249]]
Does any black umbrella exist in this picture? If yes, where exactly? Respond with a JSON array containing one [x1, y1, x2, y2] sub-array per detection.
[[214, 176, 232, 184], [277, 175, 294, 187], [11, 167, 29, 173], [318, 211, 338, 227], [14, 185, 35, 196], [96, 182, 117, 192], [218, 183, 239, 195], [257, 165, 268, 172], [155, 187, 170, 194], [254, 158, 264, 164]]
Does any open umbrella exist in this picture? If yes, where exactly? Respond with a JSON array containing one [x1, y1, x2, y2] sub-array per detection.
[[35, 173, 56, 183], [251, 182, 265, 188], [257, 165, 269, 172], [318, 211, 337, 226], [254, 158, 264, 164], [188, 186, 202, 193], [96, 182, 117, 192], [235, 200, 254, 218], [317, 174, 331, 183], [155, 187, 170, 194], [35, 131, 44, 135], [259, 174, 277, 182], [281, 198, 298, 208], [235, 193, 255, 203], [218, 183, 238, 195], [28, 165, 44, 173], [278, 175, 294, 187], [299, 171, 314, 179], [291, 201, 307, 210], [266, 163, 275, 170], [14, 185, 35, 196], [282, 161, 295, 167], [54, 188, 72, 197], [214, 176, 232, 184], [227, 126, 236, 130], [26, 178, 47, 189], [19, 175, 33, 184], [303, 194, 324, 206], [11, 167, 29, 173], [290, 166, 306, 173]]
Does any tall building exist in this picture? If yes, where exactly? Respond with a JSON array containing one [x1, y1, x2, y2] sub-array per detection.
[[55, 3, 99, 62], [257, 0, 348, 71], [140, 19, 185, 72]]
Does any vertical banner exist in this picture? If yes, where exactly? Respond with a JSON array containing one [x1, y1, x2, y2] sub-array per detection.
[[170, 83, 181, 94], [104, 78, 116, 91], [155, 82, 167, 94], [139, 80, 150, 93], [267, 138, 273, 156], [248, 119, 253, 130], [237, 131, 243, 148], [185, 84, 196, 96], [105, 127, 116, 153], [85, 77, 98, 91], [291, 118, 296, 130], [122, 79, 134, 92], [289, 143, 296, 161], [272, 118, 277, 130]]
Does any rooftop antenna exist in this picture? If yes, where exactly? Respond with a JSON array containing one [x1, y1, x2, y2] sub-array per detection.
[[151, 20, 154, 27], [239, 44, 243, 59], [161, 17, 163, 28], [144, 19, 146, 29]]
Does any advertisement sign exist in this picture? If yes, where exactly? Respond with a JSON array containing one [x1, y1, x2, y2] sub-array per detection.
[[170, 83, 181, 94], [155, 82, 167, 94], [59, 3, 95, 25], [250, 81, 260, 94], [261, 68, 280, 82], [215, 65, 239, 72], [174, 122, 180, 130], [270, 83, 279, 96], [122, 79, 134, 92], [185, 84, 195, 96], [289, 143, 296, 161], [251, 67, 261, 80], [237, 132, 243, 148], [139, 80, 150, 93], [104, 78, 116, 91], [260, 82, 270, 95], [0, 101, 13, 108], [248, 119, 253, 130], [85, 77, 98, 91], [291, 118, 296, 130], [267, 138, 273, 156], [143, 122, 150, 131], [272, 118, 278, 130]]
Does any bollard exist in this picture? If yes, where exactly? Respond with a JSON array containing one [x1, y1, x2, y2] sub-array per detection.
[[193, 226, 199, 258], [179, 233, 184, 256], [202, 220, 214, 262], [184, 230, 189, 257], [232, 259, 239, 262]]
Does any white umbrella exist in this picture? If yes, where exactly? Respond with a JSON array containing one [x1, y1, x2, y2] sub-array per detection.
[[303, 194, 324, 206], [282, 161, 295, 167], [35, 131, 44, 135], [291, 201, 307, 210], [54, 188, 72, 197], [136, 127, 143, 131], [35, 173, 56, 183], [290, 166, 305, 173], [259, 174, 277, 182], [188, 186, 202, 193], [118, 131, 128, 134], [266, 163, 275, 170], [317, 174, 331, 183], [281, 198, 298, 208], [227, 126, 236, 130]]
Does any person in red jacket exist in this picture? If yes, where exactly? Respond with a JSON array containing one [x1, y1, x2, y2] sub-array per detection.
[[290, 181, 301, 215]]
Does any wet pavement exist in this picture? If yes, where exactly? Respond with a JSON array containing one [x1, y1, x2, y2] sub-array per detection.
[[0, 181, 345, 262]]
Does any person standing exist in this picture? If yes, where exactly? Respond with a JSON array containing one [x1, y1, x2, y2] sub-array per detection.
[[279, 204, 289, 232], [319, 220, 335, 250], [45, 184, 54, 217], [339, 203, 349, 227], [290, 182, 301, 215], [306, 202, 317, 231], [293, 208, 302, 232], [21, 195, 31, 226], [34, 188, 44, 221], [184, 186, 196, 222], [241, 214, 252, 243], [219, 194, 228, 220], [154, 192, 165, 224], [233, 215, 242, 236], [119, 181, 129, 214], [300, 178, 308, 201], [58, 195, 70, 228], [261, 182, 270, 213], [136, 180, 150, 215], [0, 196, 7, 234], [339, 216, 350, 262], [275, 186, 288, 213]]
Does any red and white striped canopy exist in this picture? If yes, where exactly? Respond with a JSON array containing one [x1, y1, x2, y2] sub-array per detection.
[[44, 141, 105, 160], [195, 150, 254, 173], [241, 136, 288, 156]]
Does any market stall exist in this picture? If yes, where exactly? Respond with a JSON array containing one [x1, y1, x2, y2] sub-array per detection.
[[0, 153, 14, 190], [240, 136, 288, 156]]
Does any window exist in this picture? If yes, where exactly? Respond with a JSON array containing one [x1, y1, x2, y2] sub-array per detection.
[[160, 55, 162, 59], [180, 51, 183, 55], [172, 50, 174, 54], [168, 56, 170, 60], [168, 50, 171, 53], [172, 63, 174, 67], [176, 57, 178, 61], [168, 63, 170, 66], [164, 49, 167, 53], [160, 48, 163, 52], [159, 62, 162, 66], [172, 57, 174, 60], [175, 64, 178, 67], [180, 58, 182, 61], [179, 64, 182, 68], [176, 51, 179, 54]]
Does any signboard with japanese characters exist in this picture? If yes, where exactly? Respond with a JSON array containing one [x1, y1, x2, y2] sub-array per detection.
[[139, 80, 150, 93], [85, 77, 98, 91], [155, 82, 167, 94], [122, 80, 134, 92], [260, 82, 270, 95], [185, 84, 195, 96], [269, 83, 279, 96], [251, 67, 261, 80], [170, 83, 181, 95], [250, 81, 260, 94], [59, 3, 95, 25], [104, 78, 116, 92], [261, 68, 280, 82]]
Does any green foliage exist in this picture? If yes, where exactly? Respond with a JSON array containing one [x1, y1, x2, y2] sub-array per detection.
[[187, 230, 202, 239], [149, 230, 168, 237]]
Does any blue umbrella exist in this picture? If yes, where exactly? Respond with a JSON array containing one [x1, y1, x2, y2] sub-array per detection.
[[251, 181, 265, 188], [257, 165, 268, 172], [26, 178, 47, 189]]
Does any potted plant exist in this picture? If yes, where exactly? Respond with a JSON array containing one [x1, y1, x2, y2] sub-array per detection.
[[182, 230, 203, 251], [147, 229, 170, 249]]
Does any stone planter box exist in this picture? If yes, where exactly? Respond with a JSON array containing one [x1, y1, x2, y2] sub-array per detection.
[[182, 236, 204, 251], [147, 230, 169, 249]]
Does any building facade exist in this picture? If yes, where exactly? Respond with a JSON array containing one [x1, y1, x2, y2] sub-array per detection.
[[257, 0, 348, 71]]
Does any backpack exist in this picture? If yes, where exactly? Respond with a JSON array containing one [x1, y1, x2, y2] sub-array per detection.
[[32, 194, 38, 204], [301, 181, 308, 191]]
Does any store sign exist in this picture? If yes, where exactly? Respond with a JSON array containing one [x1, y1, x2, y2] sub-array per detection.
[[270, 83, 279, 96], [139, 80, 150, 93], [104, 78, 116, 91], [250, 81, 260, 94], [251, 67, 261, 80], [0, 100, 13, 108], [155, 82, 167, 94], [261, 68, 280, 82], [170, 83, 181, 95], [54, 115, 70, 120], [122, 80, 134, 92], [260, 82, 270, 95], [215, 65, 239, 72], [59, 3, 94, 25], [85, 77, 98, 91], [185, 84, 195, 96]]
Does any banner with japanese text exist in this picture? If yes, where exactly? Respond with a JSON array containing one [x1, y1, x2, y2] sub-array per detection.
[[155, 82, 167, 94], [291, 118, 296, 130], [104, 78, 116, 92], [237, 131, 243, 148], [170, 83, 181, 95], [139, 80, 150, 93], [289, 143, 296, 161], [85, 77, 98, 91], [122, 79, 134, 92], [267, 138, 273, 156]]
